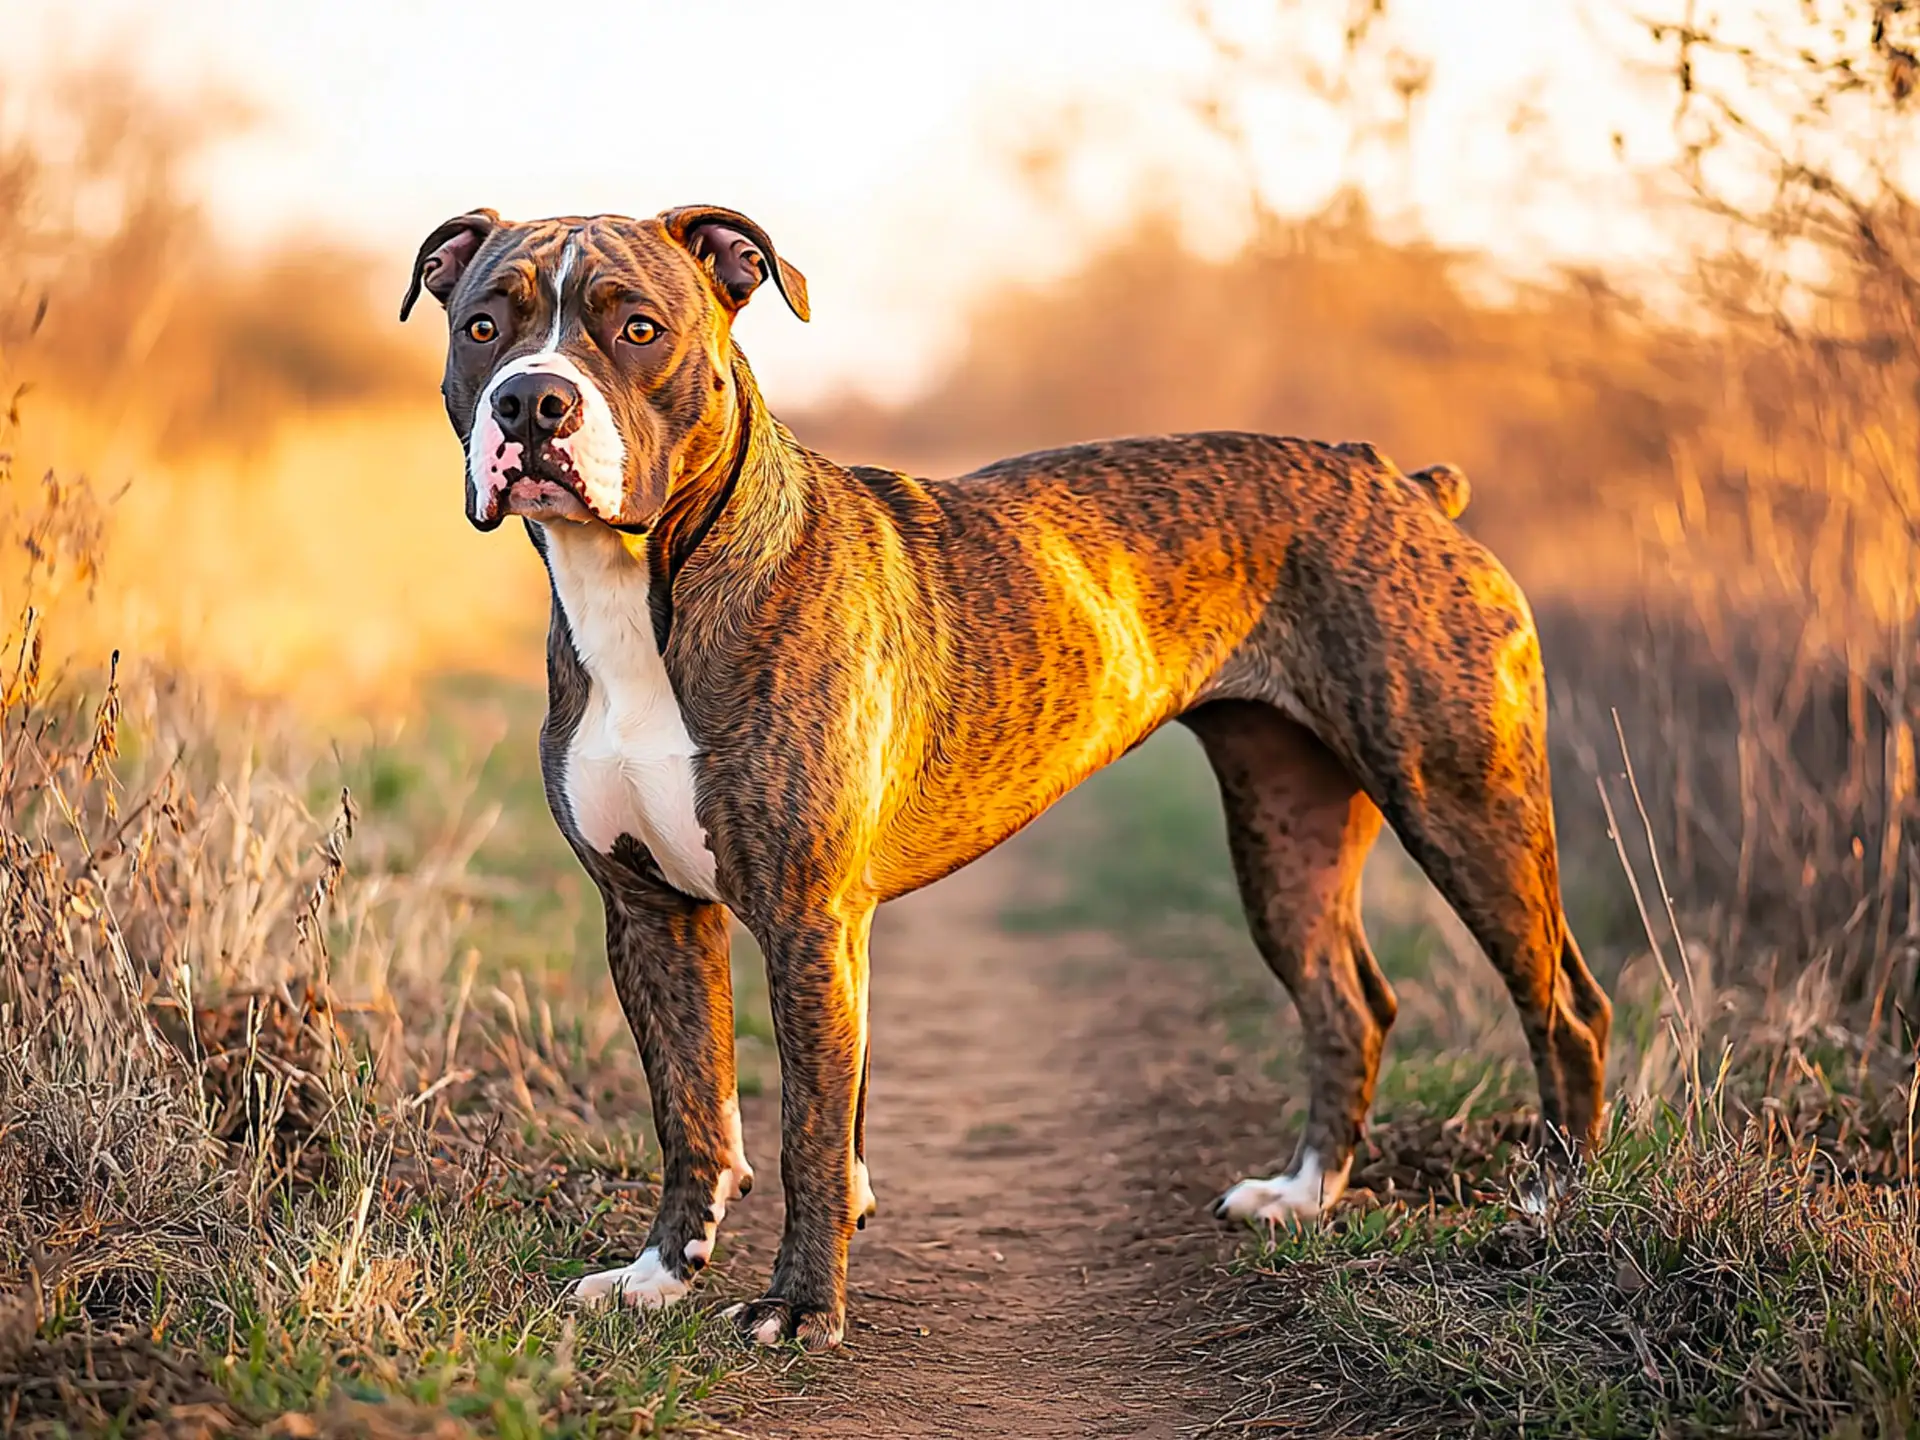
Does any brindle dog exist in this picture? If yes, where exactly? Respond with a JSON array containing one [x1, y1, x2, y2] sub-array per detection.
[[401, 205, 1611, 1350]]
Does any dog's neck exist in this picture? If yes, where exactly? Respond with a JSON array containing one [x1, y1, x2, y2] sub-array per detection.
[[536, 347, 816, 668], [641, 349, 810, 604]]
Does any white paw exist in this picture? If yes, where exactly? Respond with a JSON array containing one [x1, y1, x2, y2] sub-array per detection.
[[719, 1301, 791, 1347], [677, 1097, 754, 1269], [853, 1159, 876, 1222], [1214, 1151, 1351, 1225], [573, 1247, 691, 1311]]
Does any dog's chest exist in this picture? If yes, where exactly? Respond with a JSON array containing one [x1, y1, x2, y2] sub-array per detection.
[[542, 527, 720, 900]]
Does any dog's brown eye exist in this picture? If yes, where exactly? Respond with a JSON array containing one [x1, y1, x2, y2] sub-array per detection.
[[466, 316, 497, 343], [623, 316, 659, 346]]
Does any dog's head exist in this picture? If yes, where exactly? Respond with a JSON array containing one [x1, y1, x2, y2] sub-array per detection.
[[401, 206, 808, 532]]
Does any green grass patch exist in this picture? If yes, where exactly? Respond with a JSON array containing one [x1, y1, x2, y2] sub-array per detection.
[[1008, 718, 1920, 1435], [1212, 1105, 1920, 1438]]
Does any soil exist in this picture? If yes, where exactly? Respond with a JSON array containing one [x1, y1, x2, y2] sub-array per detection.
[[719, 844, 1292, 1439]]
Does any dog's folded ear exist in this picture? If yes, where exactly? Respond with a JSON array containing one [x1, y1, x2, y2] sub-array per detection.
[[400, 209, 501, 322], [660, 205, 810, 323]]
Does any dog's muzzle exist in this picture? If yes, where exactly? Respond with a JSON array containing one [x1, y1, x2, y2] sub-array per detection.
[[467, 354, 627, 530]]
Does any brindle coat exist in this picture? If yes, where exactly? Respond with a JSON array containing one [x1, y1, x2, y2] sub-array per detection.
[[401, 207, 1611, 1350]]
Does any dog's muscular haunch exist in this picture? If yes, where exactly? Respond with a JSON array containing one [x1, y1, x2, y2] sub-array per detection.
[[403, 206, 1610, 1349]]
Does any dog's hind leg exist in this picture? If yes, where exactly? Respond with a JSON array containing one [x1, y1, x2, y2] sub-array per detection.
[[573, 852, 750, 1311], [1372, 757, 1611, 1161], [1184, 700, 1395, 1225], [1353, 607, 1612, 1160]]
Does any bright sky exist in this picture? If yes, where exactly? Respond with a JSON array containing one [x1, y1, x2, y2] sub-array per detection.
[[2, 0, 1682, 407]]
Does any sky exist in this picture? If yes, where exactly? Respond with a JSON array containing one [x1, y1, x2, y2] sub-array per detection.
[[1, 0, 1686, 407]]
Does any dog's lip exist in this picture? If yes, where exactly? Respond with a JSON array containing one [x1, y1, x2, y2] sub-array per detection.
[[471, 437, 602, 524], [517, 449, 588, 495], [499, 475, 594, 522]]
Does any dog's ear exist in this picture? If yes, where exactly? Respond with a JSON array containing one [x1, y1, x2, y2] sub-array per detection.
[[660, 205, 810, 322], [400, 209, 501, 322]]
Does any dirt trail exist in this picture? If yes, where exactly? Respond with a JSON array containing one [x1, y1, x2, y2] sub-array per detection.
[[723, 845, 1283, 1439]]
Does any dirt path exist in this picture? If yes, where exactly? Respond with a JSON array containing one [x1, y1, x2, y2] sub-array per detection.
[[721, 844, 1284, 1439]]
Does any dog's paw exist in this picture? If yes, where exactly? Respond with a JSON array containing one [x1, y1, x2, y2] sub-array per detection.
[[1213, 1152, 1351, 1226], [854, 1160, 877, 1230], [1512, 1162, 1574, 1218], [572, 1248, 692, 1311], [724, 1295, 845, 1351]]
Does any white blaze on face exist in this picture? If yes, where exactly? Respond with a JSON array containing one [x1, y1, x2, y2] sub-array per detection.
[[1214, 1149, 1351, 1226], [466, 236, 629, 524]]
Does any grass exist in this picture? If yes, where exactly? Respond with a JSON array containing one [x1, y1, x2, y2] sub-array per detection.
[[1016, 727, 1920, 1437], [0, 660, 758, 1436], [0, 458, 786, 1435]]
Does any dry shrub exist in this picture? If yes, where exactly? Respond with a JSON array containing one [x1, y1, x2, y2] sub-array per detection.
[[0, 397, 681, 1434], [0, 66, 427, 453], [0, 66, 544, 706], [1560, 2, 1920, 1034]]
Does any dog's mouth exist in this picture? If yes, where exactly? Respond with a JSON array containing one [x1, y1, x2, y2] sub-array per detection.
[[477, 446, 598, 527], [502, 462, 595, 523]]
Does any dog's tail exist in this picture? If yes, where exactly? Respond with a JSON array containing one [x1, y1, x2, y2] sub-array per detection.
[[1332, 442, 1471, 521], [1408, 463, 1470, 521]]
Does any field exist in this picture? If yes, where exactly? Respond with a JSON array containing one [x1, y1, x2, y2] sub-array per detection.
[[5, 628, 1916, 1436], [5, 13, 1920, 1435]]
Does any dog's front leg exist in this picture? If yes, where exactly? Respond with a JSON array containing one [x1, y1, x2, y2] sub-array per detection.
[[575, 865, 750, 1311], [729, 905, 872, 1350]]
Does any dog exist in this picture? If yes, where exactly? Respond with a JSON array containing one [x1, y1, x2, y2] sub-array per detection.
[[400, 204, 1612, 1350]]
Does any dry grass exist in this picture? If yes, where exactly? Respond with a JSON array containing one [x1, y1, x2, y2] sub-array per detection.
[[0, 415, 754, 1436], [1202, 1107, 1920, 1438]]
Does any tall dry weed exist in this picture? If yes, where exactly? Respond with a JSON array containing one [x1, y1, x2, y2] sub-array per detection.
[[0, 383, 492, 1352]]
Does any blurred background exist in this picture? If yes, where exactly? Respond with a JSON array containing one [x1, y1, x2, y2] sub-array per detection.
[[0, 0, 1711, 691], [2, 0, 1917, 1084]]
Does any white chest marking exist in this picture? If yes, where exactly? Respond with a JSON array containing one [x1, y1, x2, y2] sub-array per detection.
[[543, 523, 720, 899]]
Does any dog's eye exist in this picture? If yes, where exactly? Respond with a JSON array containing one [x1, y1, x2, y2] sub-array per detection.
[[465, 315, 498, 343], [622, 316, 660, 346]]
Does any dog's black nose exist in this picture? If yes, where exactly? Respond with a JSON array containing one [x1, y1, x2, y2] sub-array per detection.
[[491, 372, 581, 446]]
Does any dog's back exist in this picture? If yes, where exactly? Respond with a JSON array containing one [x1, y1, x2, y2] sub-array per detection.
[[812, 433, 1509, 898]]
